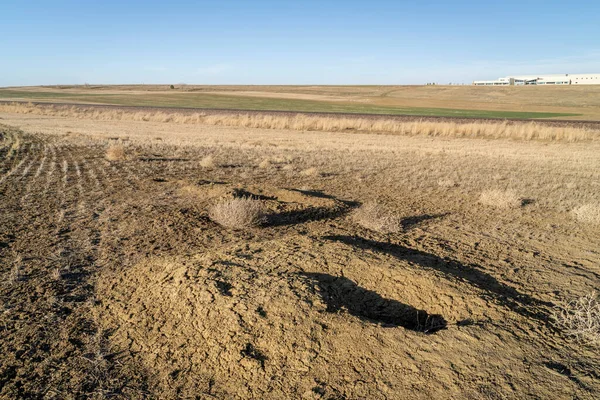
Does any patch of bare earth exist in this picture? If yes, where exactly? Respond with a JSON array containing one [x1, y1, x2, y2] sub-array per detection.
[[0, 112, 599, 399]]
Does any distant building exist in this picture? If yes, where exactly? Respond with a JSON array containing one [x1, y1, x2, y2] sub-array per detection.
[[473, 73, 600, 86]]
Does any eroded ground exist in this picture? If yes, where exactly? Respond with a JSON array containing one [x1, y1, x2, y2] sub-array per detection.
[[0, 113, 599, 399]]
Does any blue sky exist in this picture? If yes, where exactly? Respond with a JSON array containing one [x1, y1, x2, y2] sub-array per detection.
[[2, 0, 599, 86]]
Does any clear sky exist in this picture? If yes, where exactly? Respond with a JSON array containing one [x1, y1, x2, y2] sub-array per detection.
[[2, 0, 599, 86]]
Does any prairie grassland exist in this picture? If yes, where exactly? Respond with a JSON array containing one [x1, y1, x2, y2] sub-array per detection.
[[1, 108, 599, 214], [0, 102, 597, 141], [5, 84, 600, 119], [1, 109, 600, 398]]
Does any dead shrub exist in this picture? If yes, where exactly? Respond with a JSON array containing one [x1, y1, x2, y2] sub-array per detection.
[[105, 145, 126, 161], [437, 178, 457, 188], [208, 197, 265, 229], [352, 202, 401, 234], [199, 155, 216, 168], [300, 167, 319, 177], [479, 189, 522, 209], [553, 292, 600, 345], [571, 203, 600, 224], [258, 158, 272, 169]]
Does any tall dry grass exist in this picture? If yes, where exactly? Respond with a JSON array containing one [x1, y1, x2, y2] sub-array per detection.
[[0, 102, 597, 142]]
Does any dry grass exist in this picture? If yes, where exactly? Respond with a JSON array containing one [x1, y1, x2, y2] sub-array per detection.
[[351, 202, 401, 234], [258, 158, 272, 169], [437, 178, 457, 188], [299, 167, 319, 177], [199, 155, 216, 168], [479, 189, 522, 209], [208, 197, 265, 229], [553, 292, 600, 345], [571, 203, 600, 224], [1, 102, 597, 142], [105, 145, 126, 161]]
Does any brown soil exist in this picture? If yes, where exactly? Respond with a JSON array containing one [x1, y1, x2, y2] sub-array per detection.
[[0, 117, 599, 399]]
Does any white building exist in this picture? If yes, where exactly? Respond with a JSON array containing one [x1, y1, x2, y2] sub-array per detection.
[[473, 73, 600, 86]]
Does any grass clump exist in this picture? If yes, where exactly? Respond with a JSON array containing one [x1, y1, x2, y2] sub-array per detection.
[[479, 189, 522, 209], [571, 203, 600, 224], [258, 158, 272, 169], [437, 178, 457, 188], [553, 292, 600, 346], [300, 167, 319, 177], [208, 197, 265, 229], [105, 145, 126, 161], [352, 202, 401, 234], [199, 155, 216, 168]]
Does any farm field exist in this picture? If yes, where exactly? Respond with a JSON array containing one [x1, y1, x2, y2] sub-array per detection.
[[0, 109, 599, 399], [3, 84, 600, 119]]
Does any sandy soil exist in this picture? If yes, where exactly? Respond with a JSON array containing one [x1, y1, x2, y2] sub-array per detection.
[[0, 112, 599, 399]]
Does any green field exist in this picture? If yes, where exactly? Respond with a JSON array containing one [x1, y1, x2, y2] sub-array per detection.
[[0, 89, 580, 119]]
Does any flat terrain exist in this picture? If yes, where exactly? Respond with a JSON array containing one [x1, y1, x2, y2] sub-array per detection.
[[0, 110, 599, 398], [3, 84, 600, 119]]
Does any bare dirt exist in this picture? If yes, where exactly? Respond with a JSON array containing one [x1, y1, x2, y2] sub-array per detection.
[[0, 114, 599, 399]]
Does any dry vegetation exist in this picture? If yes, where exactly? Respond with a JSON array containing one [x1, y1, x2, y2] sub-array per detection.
[[199, 154, 216, 168], [1, 102, 598, 141], [105, 144, 126, 161], [553, 292, 600, 345], [1, 106, 599, 399], [571, 203, 600, 224], [351, 202, 401, 233], [478, 189, 523, 209], [208, 197, 265, 229]]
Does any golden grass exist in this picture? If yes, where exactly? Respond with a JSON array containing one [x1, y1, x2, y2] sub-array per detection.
[[199, 155, 216, 168], [105, 145, 126, 161], [437, 178, 457, 188], [208, 197, 265, 229], [571, 203, 600, 224], [258, 158, 272, 169], [351, 202, 401, 234], [299, 167, 319, 177], [0, 102, 597, 142], [479, 190, 522, 209]]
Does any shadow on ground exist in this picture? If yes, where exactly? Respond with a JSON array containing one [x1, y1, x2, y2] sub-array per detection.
[[301, 272, 447, 334], [400, 213, 450, 230], [323, 235, 553, 321], [266, 206, 351, 227]]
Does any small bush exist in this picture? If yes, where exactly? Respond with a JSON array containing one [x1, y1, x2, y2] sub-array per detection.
[[105, 145, 126, 161], [208, 197, 265, 229], [352, 202, 401, 234], [170, 85, 175, 89], [437, 178, 457, 188], [199, 155, 216, 168], [479, 189, 522, 209], [571, 204, 600, 224], [300, 167, 319, 177], [258, 158, 272, 169], [553, 292, 600, 345]]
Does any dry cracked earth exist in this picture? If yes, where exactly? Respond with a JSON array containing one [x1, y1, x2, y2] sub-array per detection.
[[0, 123, 599, 399]]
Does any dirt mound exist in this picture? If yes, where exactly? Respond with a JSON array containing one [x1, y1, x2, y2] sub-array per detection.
[[95, 229, 499, 399]]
